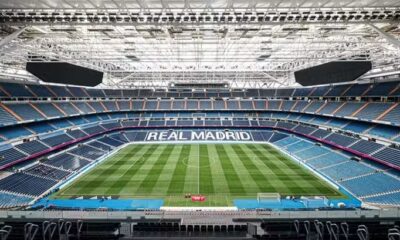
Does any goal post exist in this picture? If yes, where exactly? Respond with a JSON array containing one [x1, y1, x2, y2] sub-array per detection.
[[301, 196, 329, 208], [257, 192, 281, 203]]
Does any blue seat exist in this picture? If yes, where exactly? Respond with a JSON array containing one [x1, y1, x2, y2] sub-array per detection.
[[46, 153, 90, 171], [341, 173, 400, 197], [0, 172, 57, 196], [5, 103, 44, 121]]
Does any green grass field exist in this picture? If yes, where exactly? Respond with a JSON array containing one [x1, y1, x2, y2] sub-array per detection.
[[54, 143, 344, 206]]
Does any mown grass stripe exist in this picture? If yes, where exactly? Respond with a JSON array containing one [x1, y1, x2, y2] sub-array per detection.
[[199, 144, 214, 194], [207, 144, 230, 196], [215, 144, 245, 194], [240, 144, 289, 192], [223, 144, 260, 195], [183, 144, 199, 194], [166, 145, 191, 194], [248, 144, 308, 194], [135, 145, 175, 194], [71, 144, 145, 195], [105, 144, 160, 195], [150, 145, 182, 195], [232, 144, 277, 193], [56, 143, 343, 204]]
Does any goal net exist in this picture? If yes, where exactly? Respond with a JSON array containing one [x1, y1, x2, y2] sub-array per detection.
[[302, 196, 329, 208], [257, 193, 281, 203]]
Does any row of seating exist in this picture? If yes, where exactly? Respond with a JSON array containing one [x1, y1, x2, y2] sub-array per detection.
[[1, 100, 400, 125], [0, 172, 57, 197], [273, 135, 400, 205], [1, 80, 399, 99], [1, 109, 400, 147], [2, 114, 400, 170], [0, 128, 398, 207], [0, 192, 33, 208], [25, 164, 71, 181]]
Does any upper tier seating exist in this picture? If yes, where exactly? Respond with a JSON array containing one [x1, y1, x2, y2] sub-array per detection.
[[0, 98, 399, 132], [104, 101, 119, 111], [34, 103, 64, 118], [48, 85, 73, 98], [349, 140, 384, 154], [318, 102, 343, 115], [354, 103, 392, 120], [325, 133, 357, 147], [40, 133, 73, 147], [67, 129, 88, 139], [73, 102, 95, 114], [0, 125, 32, 140], [68, 87, 88, 98], [364, 81, 399, 96], [0, 82, 34, 97], [55, 102, 80, 115], [310, 129, 331, 139], [344, 83, 370, 96], [0, 107, 17, 126], [334, 103, 364, 117], [28, 84, 54, 97], [366, 124, 400, 139], [381, 104, 400, 124], [82, 125, 106, 135], [5, 103, 44, 121], [0, 80, 399, 99], [343, 122, 372, 134], [15, 140, 48, 155], [325, 84, 349, 97], [293, 125, 315, 135], [372, 147, 400, 168], [0, 147, 27, 167]]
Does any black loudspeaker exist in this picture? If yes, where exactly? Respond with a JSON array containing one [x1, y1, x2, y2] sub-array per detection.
[[26, 62, 103, 87], [294, 61, 372, 86]]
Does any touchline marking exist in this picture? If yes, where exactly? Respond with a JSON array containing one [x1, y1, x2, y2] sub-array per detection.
[[198, 144, 200, 194]]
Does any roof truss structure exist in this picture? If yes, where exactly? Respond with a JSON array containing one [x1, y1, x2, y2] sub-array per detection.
[[0, 0, 399, 88]]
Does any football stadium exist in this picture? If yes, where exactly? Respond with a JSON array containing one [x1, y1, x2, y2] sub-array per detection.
[[0, 0, 398, 239]]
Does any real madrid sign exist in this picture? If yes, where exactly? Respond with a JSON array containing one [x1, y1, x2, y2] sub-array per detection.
[[145, 130, 252, 141]]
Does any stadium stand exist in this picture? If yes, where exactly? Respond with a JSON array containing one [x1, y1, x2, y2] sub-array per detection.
[[25, 164, 71, 180], [1, 1, 400, 238], [15, 140, 49, 155], [45, 154, 91, 171], [0, 172, 57, 196]]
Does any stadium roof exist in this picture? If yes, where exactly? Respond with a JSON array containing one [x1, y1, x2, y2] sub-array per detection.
[[0, 0, 399, 88]]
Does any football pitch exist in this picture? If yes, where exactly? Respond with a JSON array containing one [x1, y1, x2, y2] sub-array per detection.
[[54, 143, 344, 206]]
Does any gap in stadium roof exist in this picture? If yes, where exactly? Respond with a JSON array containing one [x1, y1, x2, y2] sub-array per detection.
[[0, 0, 399, 88]]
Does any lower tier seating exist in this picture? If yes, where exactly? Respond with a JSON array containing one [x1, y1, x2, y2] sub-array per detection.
[[0, 172, 57, 196], [364, 192, 400, 206], [273, 135, 400, 205], [340, 173, 400, 197], [45, 154, 91, 171], [26, 164, 71, 180], [0, 192, 33, 208], [68, 145, 105, 160], [321, 161, 376, 181]]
